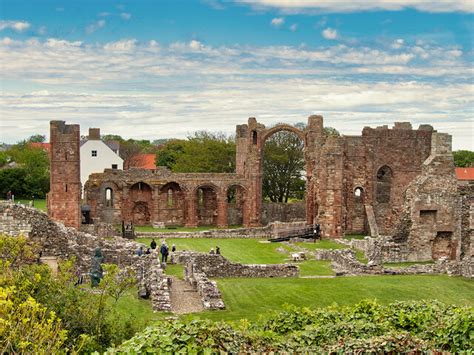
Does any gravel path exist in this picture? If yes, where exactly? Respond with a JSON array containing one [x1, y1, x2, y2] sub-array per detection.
[[170, 277, 204, 314]]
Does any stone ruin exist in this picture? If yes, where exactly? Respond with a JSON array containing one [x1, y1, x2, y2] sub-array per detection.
[[46, 116, 473, 266]]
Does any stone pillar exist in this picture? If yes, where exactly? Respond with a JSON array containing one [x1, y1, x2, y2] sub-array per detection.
[[184, 190, 197, 228], [216, 192, 228, 228]]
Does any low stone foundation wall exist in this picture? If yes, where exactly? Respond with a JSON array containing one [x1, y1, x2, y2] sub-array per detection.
[[135, 221, 308, 239], [341, 237, 410, 263], [137, 255, 171, 311], [188, 272, 225, 310]]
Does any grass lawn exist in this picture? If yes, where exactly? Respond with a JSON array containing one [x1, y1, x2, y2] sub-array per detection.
[[165, 264, 185, 280], [298, 260, 334, 277], [294, 239, 346, 250], [343, 234, 366, 240], [384, 261, 435, 268], [355, 249, 368, 264], [112, 288, 169, 325], [134, 225, 242, 232], [194, 275, 474, 321], [137, 238, 291, 264]]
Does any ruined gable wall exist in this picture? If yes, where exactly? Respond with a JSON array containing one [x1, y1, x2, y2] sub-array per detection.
[[393, 133, 461, 261], [361, 123, 433, 235]]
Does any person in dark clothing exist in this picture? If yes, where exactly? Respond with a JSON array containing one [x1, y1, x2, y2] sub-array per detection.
[[215, 246, 220, 255], [315, 224, 321, 238], [6, 191, 12, 201], [145, 248, 151, 255], [171, 244, 176, 252], [150, 239, 157, 250], [160, 242, 169, 263]]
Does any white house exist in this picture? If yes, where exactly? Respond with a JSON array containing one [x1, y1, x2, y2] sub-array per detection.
[[80, 128, 123, 193]]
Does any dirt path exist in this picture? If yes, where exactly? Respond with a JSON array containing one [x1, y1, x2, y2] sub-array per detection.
[[169, 277, 204, 314]]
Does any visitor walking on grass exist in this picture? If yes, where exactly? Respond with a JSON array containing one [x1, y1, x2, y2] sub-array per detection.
[[160, 241, 169, 263], [150, 238, 157, 250]]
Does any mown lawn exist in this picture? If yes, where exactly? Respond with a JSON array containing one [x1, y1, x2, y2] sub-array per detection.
[[194, 275, 474, 321], [298, 260, 335, 277], [137, 238, 292, 264], [384, 261, 435, 268], [135, 225, 242, 232], [294, 239, 346, 250], [113, 288, 169, 324]]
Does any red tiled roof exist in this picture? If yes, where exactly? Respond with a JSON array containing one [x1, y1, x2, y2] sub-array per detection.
[[455, 167, 474, 181], [29, 142, 51, 153], [126, 153, 156, 170]]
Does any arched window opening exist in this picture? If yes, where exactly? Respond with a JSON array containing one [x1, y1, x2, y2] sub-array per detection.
[[252, 130, 257, 145], [105, 188, 113, 207], [354, 187, 363, 199], [376, 165, 392, 203], [198, 188, 204, 206], [167, 188, 173, 207]]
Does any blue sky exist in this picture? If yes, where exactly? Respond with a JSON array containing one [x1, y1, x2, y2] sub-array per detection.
[[0, 0, 473, 149]]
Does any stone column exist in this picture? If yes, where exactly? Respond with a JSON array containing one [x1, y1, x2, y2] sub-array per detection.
[[216, 192, 228, 228], [184, 190, 198, 228]]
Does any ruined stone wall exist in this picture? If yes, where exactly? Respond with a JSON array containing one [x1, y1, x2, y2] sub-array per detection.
[[360, 123, 433, 235], [0, 201, 141, 272], [48, 121, 81, 229], [261, 201, 306, 224], [459, 183, 474, 260], [393, 133, 462, 261], [180, 252, 298, 278]]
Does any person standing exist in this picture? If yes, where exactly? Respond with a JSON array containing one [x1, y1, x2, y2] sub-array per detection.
[[150, 238, 157, 250], [216, 246, 220, 255], [160, 241, 169, 263], [6, 190, 12, 201]]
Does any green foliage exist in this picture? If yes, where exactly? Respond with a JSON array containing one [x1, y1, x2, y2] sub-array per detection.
[[27, 134, 46, 143], [0, 287, 67, 354], [263, 129, 305, 202], [0, 143, 49, 199], [109, 300, 474, 353], [453, 150, 474, 167], [160, 131, 236, 173]]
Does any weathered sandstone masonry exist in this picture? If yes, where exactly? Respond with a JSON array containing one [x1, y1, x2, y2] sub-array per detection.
[[80, 116, 437, 240]]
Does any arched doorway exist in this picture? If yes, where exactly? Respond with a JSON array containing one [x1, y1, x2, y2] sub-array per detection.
[[196, 185, 218, 226], [351, 187, 367, 234], [159, 182, 185, 226], [129, 182, 153, 225], [260, 125, 307, 225], [227, 184, 246, 226]]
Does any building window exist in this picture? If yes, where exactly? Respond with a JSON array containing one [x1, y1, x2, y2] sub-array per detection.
[[112, 164, 118, 169], [167, 188, 173, 207], [91, 150, 97, 157], [105, 188, 113, 207]]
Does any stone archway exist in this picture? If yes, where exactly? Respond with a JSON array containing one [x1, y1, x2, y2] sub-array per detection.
[[132, 201, 151, 225], [236, 116, 323, 227], [159, 182, 185, 226], [196, 184, 218, 226], [226, 184, 247, 226]]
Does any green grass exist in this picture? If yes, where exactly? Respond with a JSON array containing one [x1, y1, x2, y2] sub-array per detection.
[[165, 264, 185, 280], [194, 275, 474, 321], [113, 288, 168, 324], [355, 249, 368, 264], [294, 239, 346, 250], [134, 225, 242, 232], [298, 260, 335, 277], [137, 238, 288, 264], [384, 261, 435, 268]]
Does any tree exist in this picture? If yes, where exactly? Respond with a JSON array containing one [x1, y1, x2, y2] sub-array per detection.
[[27, 134, 46, 143], [263, 129, 305, 203], [156, 132, 236, 173], [453, 150, 474, 167]]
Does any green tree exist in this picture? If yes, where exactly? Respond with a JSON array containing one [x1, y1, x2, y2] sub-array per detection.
[[27, 134, 46, 143], [453, 150, 474, 167], [157, 132, 235, 173], [263, 129, 305, 202]]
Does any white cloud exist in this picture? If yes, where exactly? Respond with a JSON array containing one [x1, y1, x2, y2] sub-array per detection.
[[0, 38, 472, 149], [37, 26, 47, 35], [103, 39, 136, 51], [189, 39, 204, 51], [391, 38, 404, 49], [271, 17, 285, 27], [86, 19, 106, 34], [233, 0, 474, 13], [289, 23, 298, 32], [0, 20, 30, 32], [322, 28, 338, 40], [120, 12, 132, 20]]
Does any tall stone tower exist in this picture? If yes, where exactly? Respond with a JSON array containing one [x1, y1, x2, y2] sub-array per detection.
[[48, 121, 81, 229]]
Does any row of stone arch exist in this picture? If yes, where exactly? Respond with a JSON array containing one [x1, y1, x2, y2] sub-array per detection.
[[103, 180, 247, 227]]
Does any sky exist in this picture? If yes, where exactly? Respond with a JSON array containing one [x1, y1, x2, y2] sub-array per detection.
[[0, 0, 473, 149]]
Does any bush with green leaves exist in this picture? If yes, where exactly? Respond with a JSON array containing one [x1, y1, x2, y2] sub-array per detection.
[[110, 300, 473, 353]]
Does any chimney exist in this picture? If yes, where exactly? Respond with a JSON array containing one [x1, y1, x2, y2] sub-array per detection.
[[88, 128, 100, 140]]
